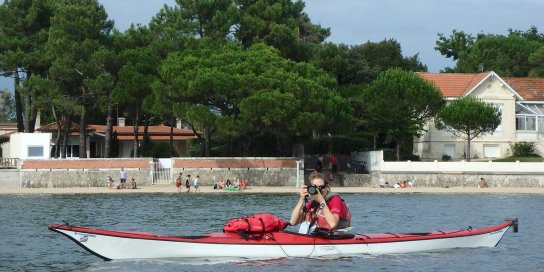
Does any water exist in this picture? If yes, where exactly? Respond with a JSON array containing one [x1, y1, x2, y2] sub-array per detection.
[[1, 192, 543, 271]]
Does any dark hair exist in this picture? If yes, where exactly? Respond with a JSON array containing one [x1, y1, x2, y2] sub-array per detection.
[[308, 171, 328, 186]]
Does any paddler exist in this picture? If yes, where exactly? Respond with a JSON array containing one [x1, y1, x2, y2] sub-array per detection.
[[290, 171, 351, 235]]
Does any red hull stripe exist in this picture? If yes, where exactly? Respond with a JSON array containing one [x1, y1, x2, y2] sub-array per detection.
[[48, 220, 513, 245]]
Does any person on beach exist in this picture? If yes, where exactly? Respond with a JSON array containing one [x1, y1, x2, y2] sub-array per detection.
[[119, 168, 127, 189], [239, 178, 247, 190], [185, 175, 191, 193], [290, 171, 351, 235], [316, 154, 324, 173], [193, 175, 200, 193], [478, 177, 488, 188], [175, 172, 183, 193], [218, 178, 225, 189], [106, 176, 115, 189], [330, 154, 338, 174], [130, 178, 137, 189], [225, 179, 232, 188]]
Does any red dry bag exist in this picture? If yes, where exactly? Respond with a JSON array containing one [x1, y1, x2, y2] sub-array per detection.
[[223, 213, 289, 238]]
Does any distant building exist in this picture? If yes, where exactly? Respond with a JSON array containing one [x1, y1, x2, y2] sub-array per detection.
[[414, 71, 544, 160], [2, 118, 197, 159]]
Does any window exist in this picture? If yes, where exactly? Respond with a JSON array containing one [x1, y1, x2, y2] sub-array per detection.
[[28, 146, 44, 157], [516, 115, 537, 131], [493, 103, 503, 132]]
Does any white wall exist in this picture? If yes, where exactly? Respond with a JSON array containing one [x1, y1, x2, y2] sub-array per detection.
[[9, 133, 52, 159], [351, 151, 383, 172], [1, 142, 9, 158], [381, 160, 544, 173]]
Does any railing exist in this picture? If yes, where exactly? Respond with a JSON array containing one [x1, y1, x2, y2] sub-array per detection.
[[0, 158, 18, 169], [153, 158, 172, 184]]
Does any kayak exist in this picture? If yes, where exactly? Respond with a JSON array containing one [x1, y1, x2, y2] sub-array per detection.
[[48, 219, 517, 261]]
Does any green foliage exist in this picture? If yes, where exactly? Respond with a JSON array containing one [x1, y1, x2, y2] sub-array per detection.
[[435, 30, 476, 61], [312, 40, 427, 86], [442, 154, 451, 161], [456, 34, 541, 76], [435, 97, 501, 140], [156, 43, 353, 155], [509, 141, 536, 157], [235, 0, 330, 61], [306, 136, 372, 155], [141, 141, 179, 158], [361, 68, 445, 160], [0, 90, 16, 122], [437, 26, 544, 76], [435, 97, 501, 161], [493, 156, 542, 162]]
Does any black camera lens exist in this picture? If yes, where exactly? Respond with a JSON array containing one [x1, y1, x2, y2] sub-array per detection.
[[307, 185, 318, 195]]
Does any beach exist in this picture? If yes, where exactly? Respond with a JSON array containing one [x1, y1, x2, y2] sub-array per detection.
[[0, 185, 543, 194]]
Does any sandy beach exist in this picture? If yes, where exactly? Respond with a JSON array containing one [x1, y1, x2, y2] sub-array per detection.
[[0, 185, 543, 195]]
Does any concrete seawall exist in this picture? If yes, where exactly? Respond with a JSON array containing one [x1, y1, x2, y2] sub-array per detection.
[[3, 156, 544, 188]]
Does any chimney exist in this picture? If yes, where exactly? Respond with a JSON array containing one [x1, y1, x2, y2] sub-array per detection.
[[118, 117, 125, 127], [176, 118, 182, 129]]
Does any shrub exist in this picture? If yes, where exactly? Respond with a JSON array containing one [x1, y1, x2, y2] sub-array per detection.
[[442, 154, 451, 161], [510, 141, 535, 157]]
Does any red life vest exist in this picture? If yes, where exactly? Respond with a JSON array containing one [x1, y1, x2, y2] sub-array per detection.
[[223, 214, 289, 234], [305, 194, 351, 231]]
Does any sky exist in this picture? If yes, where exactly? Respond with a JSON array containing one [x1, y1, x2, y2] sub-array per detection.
[[2, 0, 544, 91]]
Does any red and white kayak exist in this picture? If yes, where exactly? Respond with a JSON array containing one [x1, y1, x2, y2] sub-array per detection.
[[48, 219, 517, 261]]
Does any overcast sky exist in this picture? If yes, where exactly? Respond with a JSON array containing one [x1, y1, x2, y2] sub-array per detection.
[[2, 0, 543, 90]]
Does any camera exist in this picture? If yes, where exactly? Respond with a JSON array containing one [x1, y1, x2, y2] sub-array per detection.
[[307, 185, 321, 195]]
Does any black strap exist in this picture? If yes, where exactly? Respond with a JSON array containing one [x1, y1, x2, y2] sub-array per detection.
[[237, 217, 266, 241]]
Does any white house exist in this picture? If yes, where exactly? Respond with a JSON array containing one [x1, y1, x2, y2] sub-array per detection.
[[414, 71, 544, 160], [1, 132, 52, 159]]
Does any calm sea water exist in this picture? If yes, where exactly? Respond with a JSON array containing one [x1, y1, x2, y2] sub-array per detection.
[[0, 192, 542, 272]]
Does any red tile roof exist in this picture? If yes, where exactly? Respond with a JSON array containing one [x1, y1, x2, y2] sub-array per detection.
[[38, 123, 196, 141], [22, 159, 151, 169], [418, 72, 491, 97], [503, 77, 544, 101], [173, 159, 297, 169]]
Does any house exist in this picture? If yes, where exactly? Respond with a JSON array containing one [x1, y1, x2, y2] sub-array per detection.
[[36, 118, 197, 158], [0, 123, 19, 158], [414, 71, 544, 160]]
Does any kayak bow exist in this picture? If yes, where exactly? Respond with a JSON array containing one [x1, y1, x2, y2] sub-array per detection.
[[48, 219, 517, 261]]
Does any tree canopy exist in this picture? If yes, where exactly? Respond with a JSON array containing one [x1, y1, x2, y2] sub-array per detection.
[[0, 0, 447, 158], [434, 97, 501, 161], [436, 26, 544, 76], [361, 68, 445, 160], [155, 43, 353, 155]]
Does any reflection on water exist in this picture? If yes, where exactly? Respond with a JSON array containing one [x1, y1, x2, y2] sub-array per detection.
[[0, 193, 541, 271]]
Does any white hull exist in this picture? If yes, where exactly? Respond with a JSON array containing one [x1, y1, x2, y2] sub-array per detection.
[[50, 220, 515, 261]]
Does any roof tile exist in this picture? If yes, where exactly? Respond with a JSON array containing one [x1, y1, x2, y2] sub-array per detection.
[[418, 72, 491, 97], [503, 77, 544, 101]]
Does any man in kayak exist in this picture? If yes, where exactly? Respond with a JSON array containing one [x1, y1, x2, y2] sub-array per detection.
[[290, 171, 351, 235]]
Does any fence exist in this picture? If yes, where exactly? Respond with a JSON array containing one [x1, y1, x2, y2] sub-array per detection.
[[152, 158, 172, 184], [0, 158, 18, 169]]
